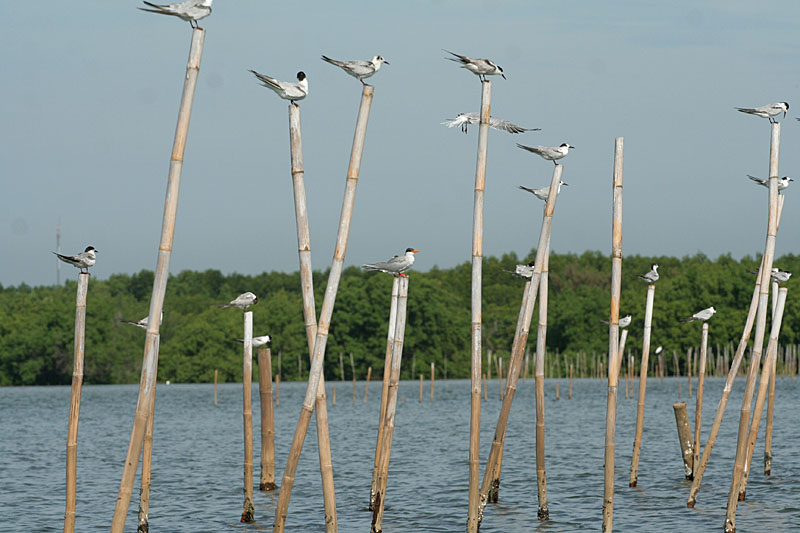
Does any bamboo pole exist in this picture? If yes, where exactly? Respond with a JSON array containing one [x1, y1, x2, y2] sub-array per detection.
[[497, 357, 503, 401], [275, 375, 280, 407], [273, 84, 373, 533], [364, 366, 372, 403], [351, 352, 356, 405], [672, 402, 694, 479], [419, 374, 423, 403], [430, 362, 434, 402], [555, 383, 560, 400], [739, 287, 787, 500], [569, 364, 573, 399], [534, 242, 552, 519], [688, 348, 693, 397], [339, 353, 345, 382], [478, 165, 563, 524], [258, 348, 276, 491], [64, 273, 88, 533], [764, 286, 780, 475], [110, 29, 205, 532], [629, 283, 655, 487], [137, 367, 157, 533], [467, 79, 492, 533], [693, 322, 709, 478], [332, 385, 336, 406], [725, 122, 781, 533], [241, 311, 255, 522], [370, 277, 400, 510], [214, 369, 218, 406], [371, 276, 409, 533], [482, 374, 488, 401]]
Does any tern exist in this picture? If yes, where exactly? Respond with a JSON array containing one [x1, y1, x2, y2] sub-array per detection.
[[119, 311, 164, 329], [654, 346, 663, 355], [747, 174, 793, 191], [320, 55, 388, 85], [502, 261, 535, 279], [363, 248, 419, 277], [442, 113, 540, 135], [517, 143, 575, 165], [602, 314, 632, 328], [138, 0, 213, 29], [638, 264, 659, 283], [443, 50, 505, 81], [218, 292, 258, 310], [518, 181, 567, 201], [53, 246, 97, 275], [234, 335, 271, 347], [250, 70, 308, 104], [681, 306, 716, 322], [748, 267, 792, 284], [735, 102, 789, 123]]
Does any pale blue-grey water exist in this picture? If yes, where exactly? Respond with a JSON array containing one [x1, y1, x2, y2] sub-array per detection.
[[2, 377, 799, 532]]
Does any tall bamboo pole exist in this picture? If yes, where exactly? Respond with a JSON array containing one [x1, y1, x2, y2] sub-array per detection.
[[534, 240, 552, 519], [693, 322, 708, 477], [739, 287, 787, 500], [602, 137, 623, 533], [64, 273, 88, 533], [688, 193, 785, 507], [371, 276, 409, 533], [288, 103, 338, 530], [370, 277, 400, 510], [467, 80, 492, 533], [259, 348, 276, 491], [477, 164, 563, 523], [137, 369, 157, 533], [273, 84, 373, 533], [111, 29, 205, 532], [629, 283, 655, 487], [725, 122, 781, 533], [241, 311, 255, 522]]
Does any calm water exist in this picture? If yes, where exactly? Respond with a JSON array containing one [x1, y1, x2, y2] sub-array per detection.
[[2, 377, 799, 532]]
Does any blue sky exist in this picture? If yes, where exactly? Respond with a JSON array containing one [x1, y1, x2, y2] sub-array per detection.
[[2, 1, 800, 286]]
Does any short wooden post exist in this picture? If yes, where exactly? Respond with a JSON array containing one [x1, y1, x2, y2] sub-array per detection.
[[419, 374, 423, 403], [275, 374, 280, 407], [364, 366, 372, 403], [673, 402, 694, 479], [111, 28, 205, 533], [258, 348, 276, 491], [555, 383, 560, 400], [64, 273, 88, 533], [497, 357, 503, 401], [332, 385, 336, 406], [430, 362, 435, 402], [630, 284, 655, 487], [339, 352, 345, 382], [693, 323, 709, 478], [241, 311, 255, 523], [351, 352, 357, 406], [214, 369, 218, 406], [568, 364, 573, 399]]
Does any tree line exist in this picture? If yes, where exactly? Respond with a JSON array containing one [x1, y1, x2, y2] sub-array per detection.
[[1, 250, 797, 386]]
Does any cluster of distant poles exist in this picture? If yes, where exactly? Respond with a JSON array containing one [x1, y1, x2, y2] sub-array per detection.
[[52, 1, 797, 532]]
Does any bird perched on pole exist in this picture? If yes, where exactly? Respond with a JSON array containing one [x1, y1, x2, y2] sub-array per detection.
[[443, 50, 505, 81], [735, 102, 789, 123], [320, 55, 389, 85], [218, 292, 258, 310], [518, 181, 567, 202], [602, 315, 632, 328], [517, 143, 575, 165], [250, 70, 308, 104], [747, 174, 793, 192], [681, 306, 716, 322], [235, 335, 271, 347], [638, 264, 659, 283], [138, 0, 213, 29], [502, 261, 535, 279], [53, 246, 97, 275], [748, 267, 792, 284], [119, 312, 163, 329], [362, 248, 419, 277]]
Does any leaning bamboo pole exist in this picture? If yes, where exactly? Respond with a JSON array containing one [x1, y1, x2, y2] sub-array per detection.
[[258, 348, 276, 491], [370, 276, 400, 510], [739, 287, 787, 501], [673, 402, 694, 479], [287, 103, 338, 530], [629, 283, 655, 487], [64, 273, 88, 533], [693, 322, 709, 477], [467, 79, 492, 533], [241, 311, 255, 522], [110, 29, 205, 532], [725, 123, 781, 533], [137, 368, 157, 533], [763, 283, 780, 475], [273, 84, 374, 533], [602, 137, 624, 533], [371, 276, 409, 533], [477, 164, 563, 524], [687, 192, 785, 507]]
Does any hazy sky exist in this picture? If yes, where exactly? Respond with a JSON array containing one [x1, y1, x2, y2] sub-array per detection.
[[3, 1, 800, 287]]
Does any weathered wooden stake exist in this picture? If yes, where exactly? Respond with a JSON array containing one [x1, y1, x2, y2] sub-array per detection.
[[569, 364, 573, 399], [630, 283, 655, 487], [241, 311, 255, 522], [497, 357, 503, 401], [275, 374, 280, 407], [214, 369, 218, 406], [693, 322, 709, 478], [467, 79, 492, 533], [258, 348, 276, 491], [332, 385, 336, 406], [64, 273, 88, 533], [273, 84, 373, 533], [339, 352, 345, 382], [482, 374, 488, 401], [111, 29, 205, 532], [351, 352, 357, 405], [673, 402, 694, 479], [364, 366, 372, 403], [419, 374, 423, 403], [137, 363, 158, 533], [430, 362, 435, 402]]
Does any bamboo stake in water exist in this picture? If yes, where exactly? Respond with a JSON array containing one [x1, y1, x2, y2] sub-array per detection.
[[339, 353, 345, 382], [364, 367, 372, 403], [419, 374, 423, 403], [764, 283, 780, 475], [534, 240, 552, 519], [693, 323, 709, 478], [687, 198, 783, 506], [602, 137, 624, 533], [569, 364, 573, 399], [725, 122, 781, 533], [258, 348, 276, 491], [332, 385, 336, 406], [371, 276, 409, 533], [672, 402, 694, 479], [275, 375, 280, 407], [273, 84, 373, 533], [137, 363, 158, 533], [351, 352, 357, 405], [497, 357, 503, 401], [630, 284, 655, 487], [430, 362, 435, 402], [111, 29, 205, 532], [739, 287, 787, 500], [482, 374, 488, 401], [64, 273, 88, 533], [370, 277, 400, 510], [467, 79, 492, 533], [214, 369, 218, 406], [241, 311, 255, 523]]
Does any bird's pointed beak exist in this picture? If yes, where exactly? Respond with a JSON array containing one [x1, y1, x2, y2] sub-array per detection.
[[412, 249, 420, 253], [501, 73, 506, 80], [384, 60, 390, 65], [562, 182, 569, 186]]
